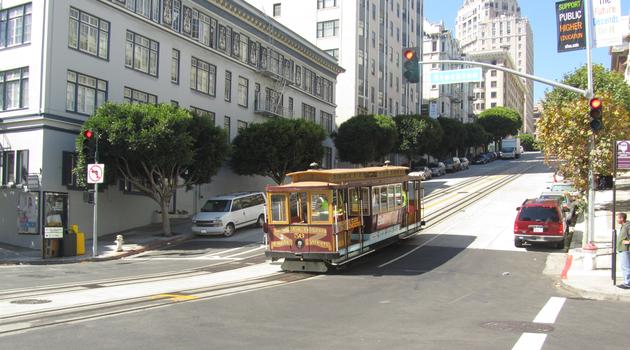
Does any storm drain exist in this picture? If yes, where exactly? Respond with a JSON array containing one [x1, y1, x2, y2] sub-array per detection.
[[10, 299, 52, 305], [480, 321, 554, 334]]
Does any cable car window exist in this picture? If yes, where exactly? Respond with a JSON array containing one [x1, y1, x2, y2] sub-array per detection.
[[387, 185, 395, 209], [395, 184, 402, 207], [310, 192, 330, 223], [270, 194, 288, 223], [372, 187, 380, 213], [379, 186, 388, 212]]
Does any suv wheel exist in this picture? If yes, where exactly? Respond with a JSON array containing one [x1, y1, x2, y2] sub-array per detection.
[[224, 223, 236, 237], [514, 238, 524, 248]]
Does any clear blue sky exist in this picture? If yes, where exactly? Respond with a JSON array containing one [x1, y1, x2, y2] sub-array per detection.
[[424, 0, 630, 103]]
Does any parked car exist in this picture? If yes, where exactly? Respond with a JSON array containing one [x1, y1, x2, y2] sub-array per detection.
[[443, 157, 461, 172], [549, 182, 579, 199], [514, 198, 567, 249], [429, 162, 446, 176], [192, 192, 266, 237], [409, 166, 432, 180], [472, 154, 489, 165], [459, 157, 470, 170], [538, 191, 575, 225]]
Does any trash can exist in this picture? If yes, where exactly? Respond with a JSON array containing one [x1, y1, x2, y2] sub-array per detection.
[[70, 224, 85, 256], [63, 229, 77, 257]]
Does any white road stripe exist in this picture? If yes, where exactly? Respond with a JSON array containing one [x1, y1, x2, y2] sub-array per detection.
[[512, 333, 547, 350], [533, 297, 566, 324], [223, 246, 265, 258]]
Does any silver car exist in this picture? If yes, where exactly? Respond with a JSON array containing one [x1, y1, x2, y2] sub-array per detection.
[[430, 162, 446, 176]]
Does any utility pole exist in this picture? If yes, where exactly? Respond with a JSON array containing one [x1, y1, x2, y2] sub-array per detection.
[[92, 134, 99, 257], [584, 0, 596, 246]]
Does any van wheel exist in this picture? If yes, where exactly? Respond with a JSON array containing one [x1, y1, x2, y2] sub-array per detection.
[[224, 223, 235, 237], [256, 214, 265, 227], [514, 238, 524, 248]]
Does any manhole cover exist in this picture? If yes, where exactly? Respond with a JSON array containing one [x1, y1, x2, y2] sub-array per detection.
[[11, 299, 52, 305], [480, 321, 554, 334]]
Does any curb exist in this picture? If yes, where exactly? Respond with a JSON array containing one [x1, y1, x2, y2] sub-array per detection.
[[559, 278, 630, 303], [0, 233, 194, 266]]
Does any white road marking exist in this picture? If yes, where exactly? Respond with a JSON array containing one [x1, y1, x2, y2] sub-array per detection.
[[533, 297, 566, 324], [378, 234, 441, 268], [512, 333, 547, 350], [223, 246, 265, 258]]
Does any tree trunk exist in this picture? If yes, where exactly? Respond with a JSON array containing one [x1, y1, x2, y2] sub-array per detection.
[[160, 199, 172, 236]]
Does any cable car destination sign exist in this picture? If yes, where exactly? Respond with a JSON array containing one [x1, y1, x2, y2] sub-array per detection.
[[556, 0, 586, 52]]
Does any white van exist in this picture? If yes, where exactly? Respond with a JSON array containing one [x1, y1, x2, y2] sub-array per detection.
[[191, 192, 266, 237]]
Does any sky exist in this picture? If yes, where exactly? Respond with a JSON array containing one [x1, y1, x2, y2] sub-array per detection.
[[424, 0, 630, 103]]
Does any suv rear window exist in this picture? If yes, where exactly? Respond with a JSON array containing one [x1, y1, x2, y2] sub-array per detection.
[[518, 207, 560, 223]]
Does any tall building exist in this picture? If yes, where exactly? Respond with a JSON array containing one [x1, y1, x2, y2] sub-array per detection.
[[455, 0, 534, 133], [422, 20, 474, 123], [246, 0, 424, 124], [0, 0, 343, 248]]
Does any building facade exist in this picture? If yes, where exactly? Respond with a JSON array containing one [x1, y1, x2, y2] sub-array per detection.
[[610, 15, 629, 84], [246, 0, 424, 125], [0, 0, 343, 248], [455, 0, 533, 133], [422, 20, 474, 123]]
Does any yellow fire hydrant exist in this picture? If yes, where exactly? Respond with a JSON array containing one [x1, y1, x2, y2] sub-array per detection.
[[115, 234, 124, 252]]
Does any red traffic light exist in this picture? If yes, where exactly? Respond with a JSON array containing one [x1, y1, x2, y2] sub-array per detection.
[[404, 49, 415, 61], [83, 129, 94, 139], [589, 97, 602, 109]]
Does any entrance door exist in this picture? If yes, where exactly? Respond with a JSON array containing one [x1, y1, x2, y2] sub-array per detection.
[[42, 192, 68, 258]]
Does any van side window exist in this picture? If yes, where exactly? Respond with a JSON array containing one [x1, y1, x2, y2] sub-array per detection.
[[231, 199, 242, 211], [255, 194, 265, 205], [240, 196, 252, 209]]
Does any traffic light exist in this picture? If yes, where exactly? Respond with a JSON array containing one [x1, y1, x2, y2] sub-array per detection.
[[82, 129, 96, 163], [589, 97, 603, 132], [402, 48, 420, 83]]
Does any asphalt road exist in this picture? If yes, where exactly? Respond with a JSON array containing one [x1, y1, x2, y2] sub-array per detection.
[[1, 153, 628, 349]]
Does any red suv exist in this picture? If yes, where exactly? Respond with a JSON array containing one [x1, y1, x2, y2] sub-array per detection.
[[514, 199, 567, 249]]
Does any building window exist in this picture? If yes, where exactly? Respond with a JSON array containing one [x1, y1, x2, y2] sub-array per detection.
[[320, 111, 333, 133], [237, 120, 248, 133], [120, 0, 160, 22], [0, 3, 32, 49], [224, 71, 232, 102], [170, 100, 179, 107], [273, 3, 281, 17], [61, 151, 79, 189], [318, 0, 338, 9], [190, 106, 215, 124], [490, 70, 497, 77], [125, 30, 159, 77], [68, 7, 109, 60], [224, 116, 231, 142], [324, 48, 339, 59], [66, 70, 107, 115], [171, 49, 180, 84], [0, 67, 29, 111], [1, 150, 28, 185], [123, 86, 157, 104], [288, 97, 294, 117], [317, 20, 339, 38], [490, 91, 497, 98], [237, 76, 248, 107], [490, 81, 497, 88], [302, 103, 316, 123], [190, 57, 216, 96]]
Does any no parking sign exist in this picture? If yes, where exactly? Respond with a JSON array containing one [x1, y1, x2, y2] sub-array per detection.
[[87, 163, 105, 184]]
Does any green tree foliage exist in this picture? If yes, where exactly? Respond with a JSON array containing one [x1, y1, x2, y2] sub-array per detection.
[[437, 117, 466, 157], [393, 114, 443, 163], [477, 106, 522, 147], [334, 114, 398, 165], [230, 118, 326, 185], [537, 64, 630, 191], [519, 133, 537, 151], [75, 103, 228, 236], [464, 122, 491, 150]]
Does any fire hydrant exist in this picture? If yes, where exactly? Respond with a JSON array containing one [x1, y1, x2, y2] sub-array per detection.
[[115, 234, 124, 252], [582, 242, 597, 270]]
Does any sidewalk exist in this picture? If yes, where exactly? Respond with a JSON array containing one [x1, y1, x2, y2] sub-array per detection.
[[0, 219, 194, 265], [559, 173, 630, 302]]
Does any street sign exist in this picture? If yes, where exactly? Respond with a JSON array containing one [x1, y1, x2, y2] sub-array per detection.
[[429, 67, 482, 85], [26, 174, 40, 191], [44, 227, 63, 239], [87, 163, 105, 184], [592, 0, 622, 48], [556, 0, 586, 52], [617, 140, 630, 169]]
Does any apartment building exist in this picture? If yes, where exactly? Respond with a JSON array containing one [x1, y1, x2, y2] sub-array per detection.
[[422, 21, 474, 123], [246, 0, 424, 124], [455, 0, 534, 133], [0, 0, 343, 248]]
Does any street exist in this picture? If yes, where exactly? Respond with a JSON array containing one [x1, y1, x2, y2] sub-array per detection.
[[1, 153, 628, 349]]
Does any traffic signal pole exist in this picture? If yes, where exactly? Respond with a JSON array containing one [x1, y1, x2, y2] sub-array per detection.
[[584, 0, 596, 247], [92, 134, 99, 257]]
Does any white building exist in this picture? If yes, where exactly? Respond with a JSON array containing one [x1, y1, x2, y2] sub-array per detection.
[[422, 21, 474, 123], [455, 0, 534, 133], [0, 0, 343, 249], [245, 0, 424, 125]]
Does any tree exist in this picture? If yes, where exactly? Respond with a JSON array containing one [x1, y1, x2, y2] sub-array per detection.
[[416, 116, 444, 159], [464, 122, 491, 152], [334, 114, 397, 165], [75, 103, 229, 236], [477, 106, 522, 148], [537, 64, 630, 191], [230, 118, 326, 185], [519, 133, 537, 151], [437, 117, 466, 157]]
